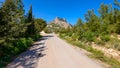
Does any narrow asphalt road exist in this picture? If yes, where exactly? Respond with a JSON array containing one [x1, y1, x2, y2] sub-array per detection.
[[6, 34, 103, 68]]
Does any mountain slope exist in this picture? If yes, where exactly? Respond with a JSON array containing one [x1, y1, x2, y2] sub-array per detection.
[[45, 17, 72, 33]]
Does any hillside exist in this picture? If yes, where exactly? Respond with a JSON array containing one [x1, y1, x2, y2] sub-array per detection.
[[44, 17, 72, 33]]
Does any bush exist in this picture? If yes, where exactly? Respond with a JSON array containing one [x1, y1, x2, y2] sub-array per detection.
[[14, 47, 20, 54], [33, 34, 42, 41], [2, 42, 14, 55], [94, 39, 105, 45], [0, 37, 35, 68], [16, 38, 28, 53], [83, 31, 95, 41], [114, 43, 120, 51], [59, 33, 64, 38], [59, 33, 72, 40], [100, 35, 110, 42], [66, 32, 73, 37], [91, 49, 104, 60], [71, 33, 80, 41], [16, 37, 34, 52], [44, 28, 52, 33], [108, 38, 120, 50], [0, 55, 10, 67], [26, 38, 33, 46]]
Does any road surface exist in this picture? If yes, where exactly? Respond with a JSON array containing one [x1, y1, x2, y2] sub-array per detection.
[[6, 34, 103, 68], [36, 34, 103, 68]]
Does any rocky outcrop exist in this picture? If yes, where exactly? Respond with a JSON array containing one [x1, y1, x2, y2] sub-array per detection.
[[45, 17, 72, 33], [49, 17, 72, 29]]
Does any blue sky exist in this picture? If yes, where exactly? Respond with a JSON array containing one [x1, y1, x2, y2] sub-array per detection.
[[1, 0, 119, 25]]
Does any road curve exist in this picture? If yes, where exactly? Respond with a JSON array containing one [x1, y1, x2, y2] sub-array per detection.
[[36, 34, 103, 68]]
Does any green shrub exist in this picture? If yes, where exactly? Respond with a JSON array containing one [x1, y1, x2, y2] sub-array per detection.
[[60, 33, 64, 38], [78, 43, 85, 48], [26, 38, 33, 46], [83, 31, 95, 41], [71, 33, 80, 41], [100, 35, 110, 42], [33, 34, 42, 41], [2, 43, 14, 55], [85, 45, 94, 52], [0, 64, 3, 68], [94, 39, 105, 45], [44, 28, 52, 33], [0, 37, 35, 68], [66, 32, 73, 37], [91, 49, 104, 60], [109, 38, 120, 51], [16, 38, 27, 51], [114, 43, 120, 51], [14, 47, 20, 54], [0, 55, 11, 68]]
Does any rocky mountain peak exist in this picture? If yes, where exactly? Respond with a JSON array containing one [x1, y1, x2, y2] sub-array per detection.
[[46, 17, 72, 33], [52, 17, 72, 28], [54, 17, 66, 22]]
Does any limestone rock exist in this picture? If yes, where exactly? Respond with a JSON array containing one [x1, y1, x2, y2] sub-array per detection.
[[51, 17, 72, 28]]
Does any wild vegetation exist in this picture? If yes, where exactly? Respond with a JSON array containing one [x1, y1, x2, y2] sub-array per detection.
[[59, 0, 120, 67], [0, 0, 46, 67], [44, 23, 61, 33]]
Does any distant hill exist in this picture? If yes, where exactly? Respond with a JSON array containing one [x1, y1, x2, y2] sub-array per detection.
[[47, 17, 72, 29], [44, 17, 72, 33]]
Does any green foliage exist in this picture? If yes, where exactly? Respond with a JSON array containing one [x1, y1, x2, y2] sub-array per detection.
[[59, 1, 120, 46], [84, 10, 94, 22], [83, 31, 95, 42], [33, 34, 42, 41], [25, 6, 46, 38], [44, 27, 52, 33], [26, 37, 34, 46], [34, 19, 46, 33], [94, 39, 105, 45], [115, 22, 120, 34], [100, 35, 110, 42], [16, 38, 27, 51], [75, 18, 83, 27], [45, 23, 63, 33], [26, 5, 33, 23], [98, 3, 109, 18], [109, 38, 120, 51], [114, 43, 120, 51], [0, 0, 46, 67], [59, 33, 66, 39], [0, 34, 42, 68], [59, 1, 120, 67], [0, 0, 25, 38]]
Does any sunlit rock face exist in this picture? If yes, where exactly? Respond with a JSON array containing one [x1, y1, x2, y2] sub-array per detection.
[[52, 17, 72, 29], [46, 17, 72, 33]]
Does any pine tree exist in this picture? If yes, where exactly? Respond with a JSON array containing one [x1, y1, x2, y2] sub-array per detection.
[[0, 0, 25, 38], [26, 5, 33, 23], [114, 0, 120, 34], [84, 10, 94, 22], [75, 18, 83, 27], [99, 3, 109, 19], [25, 5, 35, 37]]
